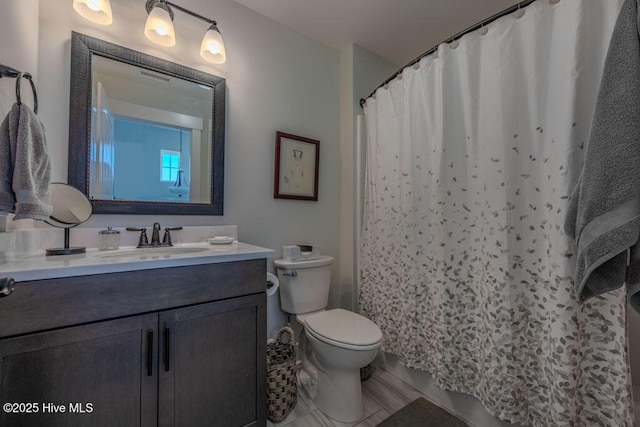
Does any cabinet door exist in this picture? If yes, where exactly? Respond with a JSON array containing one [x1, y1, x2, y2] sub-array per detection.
[[159, 294, 266, 427], [0, 314, 158, 427]]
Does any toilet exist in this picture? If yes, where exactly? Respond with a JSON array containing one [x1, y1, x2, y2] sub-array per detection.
[[274, 256, 382, 423]]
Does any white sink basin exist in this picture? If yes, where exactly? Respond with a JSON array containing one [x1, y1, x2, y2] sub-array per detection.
[[97, 246, 210, 260]]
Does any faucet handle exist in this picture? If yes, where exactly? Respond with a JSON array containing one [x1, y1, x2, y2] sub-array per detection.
[[162, 226, 183, 246], [126, 227, 149, 247]]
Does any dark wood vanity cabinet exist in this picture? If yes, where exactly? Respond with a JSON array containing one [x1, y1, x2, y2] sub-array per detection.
[[0, 314, 159, 427], [0, 259, 267, 427], [159, 296, 263, 427]]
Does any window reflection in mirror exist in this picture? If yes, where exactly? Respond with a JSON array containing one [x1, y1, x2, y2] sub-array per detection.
[[90, 55, 212, 204]]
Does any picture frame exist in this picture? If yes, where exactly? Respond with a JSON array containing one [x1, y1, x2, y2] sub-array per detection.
[[274, 131, 320, 201]]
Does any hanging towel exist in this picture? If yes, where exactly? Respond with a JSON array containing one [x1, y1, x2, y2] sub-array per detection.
[[565, 0, 640, 312], [0, 103, 51, 220]]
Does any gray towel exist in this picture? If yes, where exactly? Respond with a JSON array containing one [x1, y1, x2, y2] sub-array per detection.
[[0, 103, 51, 220], [565, 0, 640, 312]]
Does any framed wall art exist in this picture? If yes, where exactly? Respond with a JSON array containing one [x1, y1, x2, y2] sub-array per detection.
[[273, 131, 319, 201]]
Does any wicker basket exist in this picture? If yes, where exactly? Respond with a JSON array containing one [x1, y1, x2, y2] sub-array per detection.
[[267, 327, 298, 422], [360, 363, 373, 381]]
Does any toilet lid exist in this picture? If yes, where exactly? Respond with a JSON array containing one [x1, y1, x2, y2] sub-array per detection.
[[305, 309, 382, 346]]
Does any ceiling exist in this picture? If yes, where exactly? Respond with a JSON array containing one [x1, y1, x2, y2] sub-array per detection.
[[233, 0, 516, 67]]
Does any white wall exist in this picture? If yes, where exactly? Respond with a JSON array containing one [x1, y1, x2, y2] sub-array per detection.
[[338, 45, 355, 309], [0, 0, 39, 118], [353, 45, 397, 116], [338, 44, 396, 310], [34, 0, 340, 302]]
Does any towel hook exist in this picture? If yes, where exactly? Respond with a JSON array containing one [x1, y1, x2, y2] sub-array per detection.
[[16, 72, 38, 114]]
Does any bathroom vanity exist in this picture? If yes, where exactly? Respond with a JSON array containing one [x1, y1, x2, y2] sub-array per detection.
[[0, 242, 272, 427]]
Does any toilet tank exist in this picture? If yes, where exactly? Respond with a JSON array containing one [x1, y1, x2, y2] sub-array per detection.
[[274, 256, 333, 314]]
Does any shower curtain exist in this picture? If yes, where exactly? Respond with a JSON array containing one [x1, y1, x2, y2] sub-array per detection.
[[360, 0, 634, 425]]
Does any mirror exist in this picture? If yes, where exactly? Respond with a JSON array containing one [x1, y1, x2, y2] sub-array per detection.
[[48, 182, 93, 226], [45, 182, 93, 255], [68, 32, 225, 215]]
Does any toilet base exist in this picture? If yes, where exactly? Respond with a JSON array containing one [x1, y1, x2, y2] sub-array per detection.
[[295, 314, 381, 423], [315, 367, 364, 423]]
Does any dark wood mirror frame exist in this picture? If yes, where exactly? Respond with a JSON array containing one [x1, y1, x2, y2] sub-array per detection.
[[68, 32, 225, 215]]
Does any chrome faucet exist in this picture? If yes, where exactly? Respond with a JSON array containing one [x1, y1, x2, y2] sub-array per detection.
[[151, 222, 162, 246], [126, 223, 183, 248]]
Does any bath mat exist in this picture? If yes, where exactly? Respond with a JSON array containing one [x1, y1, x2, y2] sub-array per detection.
[[378, 397, 468, 427]]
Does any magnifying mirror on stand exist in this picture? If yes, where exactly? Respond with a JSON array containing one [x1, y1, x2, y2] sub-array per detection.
[[44, 183, 93, 256]]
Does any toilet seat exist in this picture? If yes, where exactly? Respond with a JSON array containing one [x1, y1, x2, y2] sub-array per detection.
[[304, 309, 382, 351], [305, 327, 382, 351]]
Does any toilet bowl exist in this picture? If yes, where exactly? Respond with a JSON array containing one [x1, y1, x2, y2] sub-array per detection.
[[274, 256, 383, 423], [298, 309, 382, 422]]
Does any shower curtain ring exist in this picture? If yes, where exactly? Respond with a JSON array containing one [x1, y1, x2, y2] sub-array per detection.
[[449, 35, 459, 49], [479, 21, 488, 36], [514, 2, 525, 19]]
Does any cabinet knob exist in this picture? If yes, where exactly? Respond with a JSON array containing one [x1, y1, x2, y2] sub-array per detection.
[[0, 277, 15, 297]]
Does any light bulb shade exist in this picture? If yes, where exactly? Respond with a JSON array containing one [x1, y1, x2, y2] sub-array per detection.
[[144, 3, 176, 47], [73, 0, 113, 25], [200, 25, 226, 64]]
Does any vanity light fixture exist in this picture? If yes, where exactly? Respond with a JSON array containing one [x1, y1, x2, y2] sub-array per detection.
[[145, 0, 227, 64], [72, 0, 226, 64], [73, 0, 113, 25], [200, 23, 227, 64], [144, 0, 176, 47]]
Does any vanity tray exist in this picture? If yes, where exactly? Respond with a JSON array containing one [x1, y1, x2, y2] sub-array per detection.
[[208, 236, 236, 245]]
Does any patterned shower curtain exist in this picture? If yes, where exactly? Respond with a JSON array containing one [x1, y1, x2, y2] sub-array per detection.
[[360, 0, 634, 425]]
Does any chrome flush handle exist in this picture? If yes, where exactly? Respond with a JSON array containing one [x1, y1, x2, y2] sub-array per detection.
[[283, 271, 297, 277]]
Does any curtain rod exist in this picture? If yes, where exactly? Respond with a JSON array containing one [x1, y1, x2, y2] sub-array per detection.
[[359, 0, 538, 108]]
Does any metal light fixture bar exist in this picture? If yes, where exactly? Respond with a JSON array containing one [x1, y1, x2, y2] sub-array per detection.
[[144, 0, 226, 63], [166, 1, 216, 25], [145, 0, 216, 26]]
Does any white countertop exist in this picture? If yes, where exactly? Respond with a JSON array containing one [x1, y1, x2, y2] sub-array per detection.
[[0, 242, 274, 282]]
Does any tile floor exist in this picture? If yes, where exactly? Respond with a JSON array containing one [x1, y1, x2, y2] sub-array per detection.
[[269, 367, 640, 427], [268, 366, 456, 427]]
